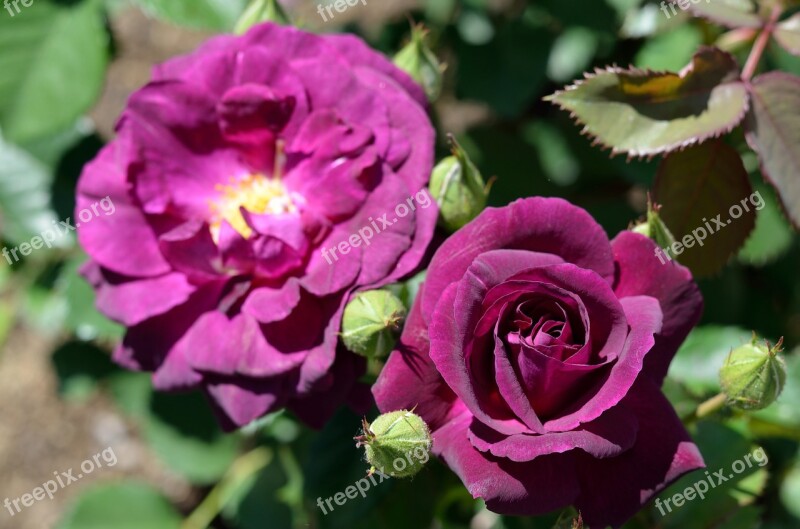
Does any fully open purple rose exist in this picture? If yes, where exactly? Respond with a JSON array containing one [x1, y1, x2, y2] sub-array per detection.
[[374, 197, 705, 527], [76, 23, 436, 430]]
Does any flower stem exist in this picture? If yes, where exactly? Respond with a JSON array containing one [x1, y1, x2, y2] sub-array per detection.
[[742, 7, 782, 82], [181, 447, 273, 529], [683, 393, 728, 425]]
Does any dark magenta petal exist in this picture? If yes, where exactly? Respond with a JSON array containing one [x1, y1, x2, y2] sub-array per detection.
[[499, 265, 628, 363], [76, 140, 171, 277], [545, 295, 662, 432], [117, 280, 228, 376], [217, 83, 295, 143], [325, 33, 428, 107], [422, 197, 614, 323], [574, 378, 705, 528], [468, 402, 638, 461], [185, 312, 305, 377], [434, 412, 580, 516], [288, 349, 368, 429], [373, 293, 459, 431], [204, 375, 288, 429], [158, 220, 222, 280], [612, 231, 704, 385], [95, 272, 196, 327], [505, 337, 611, 422], [242, 278, 302, 324], [430, 282, 529, 436]]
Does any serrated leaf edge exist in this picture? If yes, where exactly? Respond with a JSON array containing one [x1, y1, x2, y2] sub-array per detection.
[[545, 47, 750, 160]]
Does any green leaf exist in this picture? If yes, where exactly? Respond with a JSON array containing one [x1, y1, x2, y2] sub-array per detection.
[[223, 456, 292, 529], [547, 47, 749, 157], [634, 24, 703, 72], [133, 0, 247, 31], [745, 72, 800, 228], [547, 27, 599, 83], [144, 390, 242, 484], [0, 0, 109, 143], [654, 140, 756, 276], [668, 325, 753, 394], [56, 252, 124, 341], [51, 341, 118, 401], [775, 13, 800, 56], [57, 483, 181, 529], [456, 10, 553, 117], [780, 457, 800, 520], [653, 422, 768, 529], [738, 184, 794, 266], [0, 136, 60, 248], [684, 0, 763, 28]]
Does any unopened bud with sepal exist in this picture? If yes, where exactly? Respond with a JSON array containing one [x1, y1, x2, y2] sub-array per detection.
[[429, 135, 490, 232], [632, 197, 677, 255], [235, 0, 290, 34], [393, 24, 444, 102], [340, 290, 406, 359], [355, 410, 432, 478], [720, 335, 787, 411]]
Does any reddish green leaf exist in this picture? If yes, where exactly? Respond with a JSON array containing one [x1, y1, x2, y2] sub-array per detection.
[[682, 0, 763, 28], [546, 47, 748, 157], [775, 13, 800, 56], [745, 72, 800, 228], [654, 140, 757, 277]]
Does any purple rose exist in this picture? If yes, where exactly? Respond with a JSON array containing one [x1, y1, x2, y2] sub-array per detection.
[[374, 197, 705, 527], [76, 23, 436, 430]]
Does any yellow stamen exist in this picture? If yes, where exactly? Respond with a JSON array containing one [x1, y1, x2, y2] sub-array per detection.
[[209, 174, 296, 242]]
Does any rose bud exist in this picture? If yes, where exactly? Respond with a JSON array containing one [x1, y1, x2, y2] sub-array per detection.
[[632, 199, 676, 257], [429, 135, 489, 232], [341, 290, 407, 359], [235, 0, 290, 33], [393, 24, 444, 102], [355, 410, 432, 478], [720, 336, 787, 411]]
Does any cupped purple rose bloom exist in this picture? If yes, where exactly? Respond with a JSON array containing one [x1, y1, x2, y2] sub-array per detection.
[[374, 197, 705, 527], [76, 23, 436, 430]]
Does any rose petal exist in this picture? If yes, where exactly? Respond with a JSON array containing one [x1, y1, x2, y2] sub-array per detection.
[[574, 377, 705, 528], [612, 231, 704, 385], [422, 197, 615, 323]]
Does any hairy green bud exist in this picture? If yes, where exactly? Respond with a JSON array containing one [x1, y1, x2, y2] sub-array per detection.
[[632, 198, 677, 256], [393, 24, 444, 102], [355, 410, 432, 478], [429, 135, 489, 232], [341, 290, 406, 359], [720, 336, 786, 411]]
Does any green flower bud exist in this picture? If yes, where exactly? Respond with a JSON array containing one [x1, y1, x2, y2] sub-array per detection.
[[429, 135, 489, 232], [355, 410, 432, 478], [393, 24, 444, 102], [235, 0, 290, 34], [340, 290, 406, 359], [632, 198, 677, 255], [720, 336, 787, 411]]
